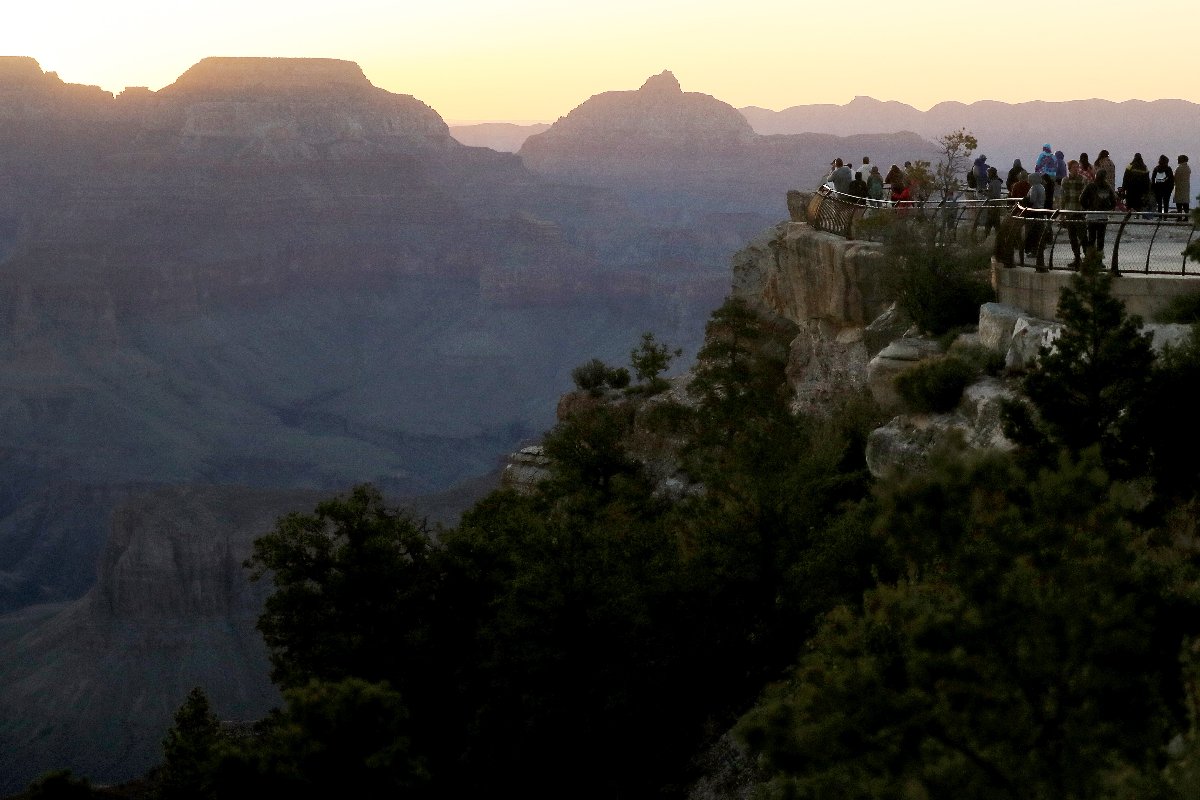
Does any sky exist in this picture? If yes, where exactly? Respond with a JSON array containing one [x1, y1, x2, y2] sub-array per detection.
[[6, 0, 1199, 123]]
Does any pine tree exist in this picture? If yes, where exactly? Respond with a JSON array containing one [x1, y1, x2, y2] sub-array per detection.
[[157, 687, 222, 800], [1002, 254, 1155, 477]]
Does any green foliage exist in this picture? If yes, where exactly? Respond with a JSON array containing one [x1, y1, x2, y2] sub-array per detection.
[[25, 771, 98, 800], [738, 449, 1199, 799], [905, 158, 935, 201], [934, 127, 978, 199], [245, 485, 437, 690], [629, 331, 681, 394], [1155, 292, 1200, 324], [895, 355, 976, 413], [157, 687, 222, 800], [1144, 325, 1200, 504], [541, 402, 641, 497], [884, 222, 994, 335], [1002, 254, 1155, 478], [570, 358, 630, 396]]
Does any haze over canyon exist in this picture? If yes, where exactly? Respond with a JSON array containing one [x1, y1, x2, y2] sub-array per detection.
[[1, 54, 1197, 791]]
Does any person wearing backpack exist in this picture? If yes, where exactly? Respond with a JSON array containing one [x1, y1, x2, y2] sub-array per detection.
[[1151, 154, 1175, 218], [1081, 169, 1117, 258]]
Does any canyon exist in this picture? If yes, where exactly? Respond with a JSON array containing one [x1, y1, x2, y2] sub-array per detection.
[[0, 56, 946, 791]]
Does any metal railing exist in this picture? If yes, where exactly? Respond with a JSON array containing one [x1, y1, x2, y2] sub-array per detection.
[[999, 205, 1197, 275], [806, 184, 1018, 243], [806, 185, 1198, 275]]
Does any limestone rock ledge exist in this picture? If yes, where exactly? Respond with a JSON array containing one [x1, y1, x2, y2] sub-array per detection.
[[732, 222, 892, 331], [865, 378, 1018, 477]]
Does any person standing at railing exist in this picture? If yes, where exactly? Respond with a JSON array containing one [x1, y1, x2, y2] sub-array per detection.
[[1023, 170, 1049, 270], [973, 155, 990, 198], [979, 167, 1005, 240], [1034, 145, 1058, 208], [1060, 160, 1087, 268], [1175, 155, 1192, 222], [827, 158, 853, 193], [1095, 150, 1117, 190], [858, 156, 872, 183], [1151, 155, 1175, 218], [1122, 153, 1151, 213], [866, 166, 885, 205], [1081, 169, 1117, 260], [885, 164, 904, 188], [848, 172, 869, 205], [1007, 159, 1025, 192], [1078, 153, 1096, 182]]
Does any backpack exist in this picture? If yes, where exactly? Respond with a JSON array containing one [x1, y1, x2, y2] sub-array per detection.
[[966, 170, 977, 189]]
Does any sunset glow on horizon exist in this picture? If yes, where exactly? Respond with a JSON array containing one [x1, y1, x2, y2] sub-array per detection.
[[6, 0, 1199, 123]]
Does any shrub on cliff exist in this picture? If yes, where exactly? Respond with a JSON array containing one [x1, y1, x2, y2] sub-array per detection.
[[884, 223, 993, 335], [895, 355, 976, 413], [570, 358, 630, 396]]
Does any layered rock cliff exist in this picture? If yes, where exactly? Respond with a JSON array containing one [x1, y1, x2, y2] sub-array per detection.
[[0, 485, 323, 791]]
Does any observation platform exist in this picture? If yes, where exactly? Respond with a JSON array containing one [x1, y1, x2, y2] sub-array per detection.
[[794, 186, 1200, 322]]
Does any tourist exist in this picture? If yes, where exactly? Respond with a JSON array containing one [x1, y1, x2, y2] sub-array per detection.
[[848, 171, 869, 204], [1059, 160, 1087, 267], [827, 158, 853, 193], [1055, 151, 1068, 185], [973, 154, 990, 195], [1011, 170, 1031, 203], [979, 166, 1005, 240], [1095, 150, 1117, 191], [1175, 155, 1192, 222], [1081, 169, 1117, 259], [1007, 159, 1025, 192], [866, 166, 885, 204], [858, 156, 872, 182], [1078, 153, 1096, 182], [1034, 144, 1057, 178], [1122, 153, 1151, 213], [884, 164, 904, 187], [1151, 155, 1175, 218], [1023, 170, 1049, 269], [890, 178, 912, 208]]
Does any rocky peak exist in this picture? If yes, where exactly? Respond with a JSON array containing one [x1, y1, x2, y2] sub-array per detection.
[[639, 70, 681, 95], [519, 71, 755, 171]]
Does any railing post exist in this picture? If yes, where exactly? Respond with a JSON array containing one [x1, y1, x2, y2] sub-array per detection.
[[1110, 211, 1133, 275]]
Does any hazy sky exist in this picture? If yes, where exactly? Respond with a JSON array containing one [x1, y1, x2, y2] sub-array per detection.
[[6, 0, 1199, 122]]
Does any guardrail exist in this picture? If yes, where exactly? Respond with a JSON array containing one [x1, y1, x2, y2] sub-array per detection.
[[998, 204, 1197, 275], [806, 184, 1018, 242], [806, 185, 1198, 275]]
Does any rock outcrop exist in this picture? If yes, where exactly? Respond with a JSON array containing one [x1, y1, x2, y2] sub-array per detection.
[[0, 485, 323, 792]]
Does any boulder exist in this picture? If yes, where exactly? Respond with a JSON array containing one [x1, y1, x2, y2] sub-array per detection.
[[865, 377, 1017, 477], [978, 302, 1026, 352], [501, 445, 552, 494], [866, 337, 943, 411], [1005, 316, 1062, 371], [863, 302, 912, 357]]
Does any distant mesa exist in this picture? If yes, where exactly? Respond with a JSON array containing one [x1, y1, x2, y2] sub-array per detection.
[[519, 70, 756, 170], [0, 56, 48, 85], [161, 56, 375, 97]]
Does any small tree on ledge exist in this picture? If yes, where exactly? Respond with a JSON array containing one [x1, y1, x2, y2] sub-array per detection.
[[933, 127, 977, 202]]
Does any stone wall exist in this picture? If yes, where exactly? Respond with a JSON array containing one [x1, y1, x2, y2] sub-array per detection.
[[992, 261, 1200, 321]]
